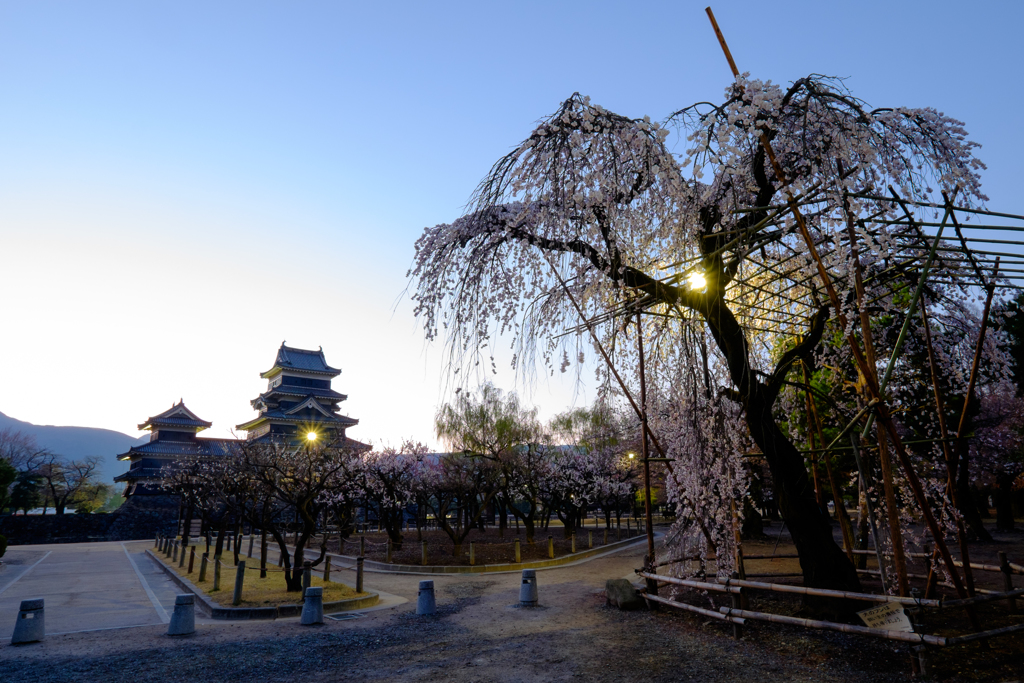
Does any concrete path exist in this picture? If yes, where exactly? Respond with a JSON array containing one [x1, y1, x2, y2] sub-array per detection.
[[0, 541, 186, 639]]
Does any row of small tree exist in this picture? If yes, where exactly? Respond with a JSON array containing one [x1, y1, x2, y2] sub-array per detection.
[[0, 428, 111, 515], [164, 386, 645, 592]]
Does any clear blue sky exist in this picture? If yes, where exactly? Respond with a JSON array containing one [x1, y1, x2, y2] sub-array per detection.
[[1, 1, 1021, 445]]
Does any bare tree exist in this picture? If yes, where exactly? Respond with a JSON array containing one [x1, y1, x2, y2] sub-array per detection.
[[35, 453, 103, 515]]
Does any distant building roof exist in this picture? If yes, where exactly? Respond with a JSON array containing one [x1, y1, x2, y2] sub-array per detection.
[[117, 437, 238, 460], [261, 343, 341, 378], [138, 401, 213, 432]]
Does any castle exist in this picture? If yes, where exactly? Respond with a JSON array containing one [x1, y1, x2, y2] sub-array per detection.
[[115, 343, 368, 497]]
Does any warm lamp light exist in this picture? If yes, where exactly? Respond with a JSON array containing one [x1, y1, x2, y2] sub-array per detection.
[[628, 452, 635, 459], [306, 432, 318, 442]]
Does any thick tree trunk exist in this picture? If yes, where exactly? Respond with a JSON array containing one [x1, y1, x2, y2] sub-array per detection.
[[995, 469, 1015, 532], [746, 394, 861, 595]]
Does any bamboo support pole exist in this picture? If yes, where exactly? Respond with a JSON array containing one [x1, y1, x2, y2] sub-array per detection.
[[849, 435, 890, 593], [714, 576, 940, 607], [716, 605, 947, 646], [638, 572, 742, 594], [637, 312, 657, 569], [642, 591, 747, 625], [944, 622, 1024, 646]]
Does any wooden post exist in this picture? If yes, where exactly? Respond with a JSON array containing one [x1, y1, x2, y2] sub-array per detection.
[[232, 561, 245, 606], [247, 533, 254, 559], [999, 552, 1017, 612], [604, 529, 608, 545], [469, 541, 475, 566], [356, 557, 364, 593], [323, 556, 332, 583], [730, 572, 744, 640], [154, 534, 160, 549], [178, 538, 187, 568], [199, 553, 209, 582], [515, 538, 521, 563], [213, 556, 222, 591], [589, 531, 593, 549], [637, 311, 656, 567], [548, 536, 554, 559], [302, 562, 311, 591], [360, 535, 365, 557], [188, 546, 196, 573], [421, 541, 428, 566], [571, 535, 576, 554], [260, 528, 268, 579], [386, 539, 392, 564]]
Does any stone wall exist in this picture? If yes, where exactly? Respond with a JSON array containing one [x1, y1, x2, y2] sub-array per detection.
[[0, 494, 179, 545]]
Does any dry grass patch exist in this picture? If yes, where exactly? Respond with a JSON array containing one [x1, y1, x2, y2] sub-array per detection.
[[160, 550, 365, 608]]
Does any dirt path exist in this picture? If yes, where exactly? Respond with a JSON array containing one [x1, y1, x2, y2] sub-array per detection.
[[2, 533, 1021, 682]]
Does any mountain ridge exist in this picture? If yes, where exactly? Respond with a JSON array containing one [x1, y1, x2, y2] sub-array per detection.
[[0, 410, 148, 485]]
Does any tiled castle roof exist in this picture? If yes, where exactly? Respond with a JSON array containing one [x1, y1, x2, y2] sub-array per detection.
[[261, 343, 341, 378]]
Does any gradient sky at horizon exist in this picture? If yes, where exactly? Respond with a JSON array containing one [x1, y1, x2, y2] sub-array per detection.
[[1, 1, 1022, 446]]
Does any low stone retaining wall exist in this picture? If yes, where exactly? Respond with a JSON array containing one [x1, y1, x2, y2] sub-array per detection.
[[295, 532, 655, 575], [0, 495, 179, 545], [146, 550, 379, 620]]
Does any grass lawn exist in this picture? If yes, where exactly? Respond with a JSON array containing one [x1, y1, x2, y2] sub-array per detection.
[[160, 547, 365, 608]]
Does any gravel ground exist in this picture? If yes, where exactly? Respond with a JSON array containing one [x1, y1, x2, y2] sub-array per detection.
[[2, 535, 1021, 682]]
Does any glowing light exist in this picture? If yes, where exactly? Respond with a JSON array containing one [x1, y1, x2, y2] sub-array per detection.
[[306, 432, 318, 442], [687, 271, 707, 290], [628, 452, 635, 459]]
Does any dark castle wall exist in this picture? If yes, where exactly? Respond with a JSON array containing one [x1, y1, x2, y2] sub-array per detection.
[[0, 495, 180, 545]]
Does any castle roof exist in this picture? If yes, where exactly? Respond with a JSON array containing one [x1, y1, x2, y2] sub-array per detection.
[[138, 401, 212, 432], [116, 437, 238, 461], [261, 343, 340, 379]]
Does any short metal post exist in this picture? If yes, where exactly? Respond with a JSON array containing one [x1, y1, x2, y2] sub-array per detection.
[[154, 534, 160, 549], [199, 553, 209, 582], [416, 580, 436, 615], [213, 555, 222, 591], [998, 551, 1017, 612], [188, 546, 196, 573], [171, 540, 178, 562], [323, 556, 332, 583], [356, 556, 364, 593], [519, 569, 538, 606], [360, 535, 365, 557], [178, 539, 187, 568], [515, 538, 521, 563], [232, 561, 246, 606], [421, 540, 428, 566], [470, 541, 475, 566], [548, 536, 554, 559]]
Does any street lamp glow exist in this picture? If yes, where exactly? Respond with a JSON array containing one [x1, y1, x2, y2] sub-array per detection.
[[628, 452, 635, 459], [306, 431, 318, 442], [687, 271, 707, 290]]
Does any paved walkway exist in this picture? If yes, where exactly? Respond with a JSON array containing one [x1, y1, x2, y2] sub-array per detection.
[[0, 541, 186, 638]]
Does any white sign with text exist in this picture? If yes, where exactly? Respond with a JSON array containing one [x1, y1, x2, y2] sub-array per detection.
[[857, 602, 914, 632]]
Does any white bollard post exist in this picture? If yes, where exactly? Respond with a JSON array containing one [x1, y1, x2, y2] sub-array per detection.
[[416, 580, 436, 615], [519, 569, 538, 607], [11, 598, 45, 644], [167, 594, 195, 636], [301, 586, 324, 625]]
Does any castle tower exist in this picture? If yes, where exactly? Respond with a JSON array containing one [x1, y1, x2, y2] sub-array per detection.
[[236, 343, 365, 446]]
